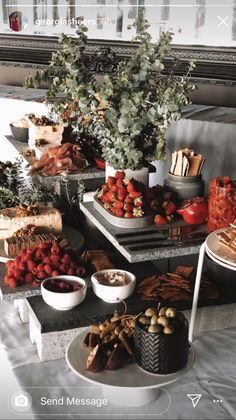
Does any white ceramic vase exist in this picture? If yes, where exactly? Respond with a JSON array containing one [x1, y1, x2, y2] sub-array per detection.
[[105, 163, 149, 186]]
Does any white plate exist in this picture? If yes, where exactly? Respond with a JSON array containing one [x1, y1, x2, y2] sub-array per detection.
[[66, 330, 194, 389], [206, 228, 236, 268], [206, 247, 236, 272]]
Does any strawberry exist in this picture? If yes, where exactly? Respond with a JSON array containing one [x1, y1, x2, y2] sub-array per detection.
[[107, 176, 116, 188], [25, 273, 34, 284], [117, 187, 127, 201], [37, 271, 47, 279], [124, 211, 133, 218], [101, 183, 109, 192], [129, 191, 142, 199], [126, 181, 136, 193], [76, 267, 86, 276], [67, 268, 76, 276], [162, 201, 176, 216], [115, 171, 125, 179], [115, 208, 124, 218], [110, 206, 117, 214], [116, 178, 124, 188], [114, 200, 124, 209], [44, 264, 53, 275], [134, 197, 143, 207], [51, 243, 61, 255], [124, 203, 134, 212], [154, 214, 168, 225], [124, 196, 133, 204], [51, 270, 60, 277], [8, 277, 18, 288], [107, 191, 116, 202], [111, 184, 118, 193]]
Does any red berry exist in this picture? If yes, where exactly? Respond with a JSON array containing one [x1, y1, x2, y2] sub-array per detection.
[[8, 277, 18, 288], [124, 203, 134, 212], [37, 263, 45, 272], [51, 270, 60, 277], [67, 268, 76, 276], [13, 268, 24, 279], [25, 273, 34, 284], [124, 196, 133, 204], [14, 256, 22, 266], [51, 243, 61, 255], [115, 171, 125, 179], [61, 254, 71, 264], [44, 264, 53, 275], [116, 178, 124, 188], [154, 214, 168, 225], [27, 259, 36, 271], [4, 275, 10, 285], [107, 176, 116, 188], [6, 260, 14, 269], [37, 271, 47, 280], [110, 184, 118, 193], [107, 191, 116, 202], [76, 267, 86, 276], [115, 200, 124, 209], [50, 254, 61, 263], [35, 249, 42, 260], [32, 280, 41, 287], [19, 261, 27, 271], [40, 242, 51, 250], [18, 250, 27, 258], [127, 181, 136, 193], [117, 187, 127, 201], [124, 211, 133, 218], [115, 208, 124, 218], [129, 191, 142, 199], [59, 263, 67, 273], [69, 261, 78, 269], [42, 257, 51, 264]]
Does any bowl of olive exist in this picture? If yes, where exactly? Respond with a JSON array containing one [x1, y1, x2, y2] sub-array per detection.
[[134, 307, 189, 374]]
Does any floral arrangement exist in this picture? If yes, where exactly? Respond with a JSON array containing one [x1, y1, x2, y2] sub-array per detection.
[[25, 13, 196, 171]]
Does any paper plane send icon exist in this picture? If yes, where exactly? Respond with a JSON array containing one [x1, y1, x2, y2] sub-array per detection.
[[187, 394, 202, 407]]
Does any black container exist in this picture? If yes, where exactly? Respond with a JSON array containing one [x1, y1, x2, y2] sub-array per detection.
[[9, 123, 29, 143], [164, 173, 204, 201], [205, 253, 236, 286], [134, 318, 189, 374]]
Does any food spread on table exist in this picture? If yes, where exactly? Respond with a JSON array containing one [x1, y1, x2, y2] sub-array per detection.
[[43, 278, 83, 293], [93, 270, 131, 286], [170, 148, 205, 176]]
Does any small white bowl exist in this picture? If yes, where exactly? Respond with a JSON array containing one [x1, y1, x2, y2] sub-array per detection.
[[41, 275, 87, 311], [91, 269, 136, 303]]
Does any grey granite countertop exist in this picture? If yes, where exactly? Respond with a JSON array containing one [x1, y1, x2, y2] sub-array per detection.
[[80, 202, 207, 263]]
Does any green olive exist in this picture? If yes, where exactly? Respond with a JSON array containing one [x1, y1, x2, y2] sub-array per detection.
[[166, 308, 177, 318], [148, 325, 163, 334], [145, 308, 157, 317], [159, 307, 167, 316], [150, 315, 159, 325], [139, 316, 150, 326], [163, 325, 175, 334], [157, 315, 169, 327]]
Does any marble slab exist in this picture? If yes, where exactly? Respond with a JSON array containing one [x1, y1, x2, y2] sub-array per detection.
[[80, 202, 207, 263]]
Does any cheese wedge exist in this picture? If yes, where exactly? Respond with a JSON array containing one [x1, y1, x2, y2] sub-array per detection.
[[0, 206, 62, 239]]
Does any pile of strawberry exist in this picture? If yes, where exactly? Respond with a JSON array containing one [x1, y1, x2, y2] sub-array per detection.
[[97, 171, 147, 218], [4, 242, 86, 289], [145, 187, 177, 225]]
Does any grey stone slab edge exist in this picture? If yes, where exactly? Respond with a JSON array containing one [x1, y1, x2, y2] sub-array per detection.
[[80, 202, 202, 263]]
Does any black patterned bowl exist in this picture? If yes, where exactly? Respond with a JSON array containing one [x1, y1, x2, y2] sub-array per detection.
[[134, 318, 189, 375]]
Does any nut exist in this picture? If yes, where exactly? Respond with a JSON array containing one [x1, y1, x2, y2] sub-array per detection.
[[159, 307, 167, 316], [145, 308, 157, 317], [150, 315, 159, 325], [148, 325, 162, 334], [157, 316, 169, 327], [163, 325, 175, 335], [166, 308, 177, 318], [139, 316, 150, 326]]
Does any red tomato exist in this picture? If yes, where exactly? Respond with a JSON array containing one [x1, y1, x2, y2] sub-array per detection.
[[177, 197, 208, 225]]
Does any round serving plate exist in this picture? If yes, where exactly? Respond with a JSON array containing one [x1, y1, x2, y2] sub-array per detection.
[[66, 330, 194, 407], [206, 228, 236, 268], [0, 225, 84, 263], [205, 247, 236, 272]]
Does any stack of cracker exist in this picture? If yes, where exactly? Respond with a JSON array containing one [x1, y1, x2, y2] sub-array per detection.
[[170, 148, 205, 176], [216, 222, 236, 254]]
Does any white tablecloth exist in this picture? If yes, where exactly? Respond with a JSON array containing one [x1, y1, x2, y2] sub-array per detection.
[[0, 300, 235, 420]]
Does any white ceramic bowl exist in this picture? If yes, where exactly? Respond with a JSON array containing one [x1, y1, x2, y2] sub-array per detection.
[[91, 269, 136, 303], [41, 275, 87, 311]]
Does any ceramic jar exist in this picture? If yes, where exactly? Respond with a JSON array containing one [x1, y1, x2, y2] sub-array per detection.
[[164, 173, 204, 201]]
